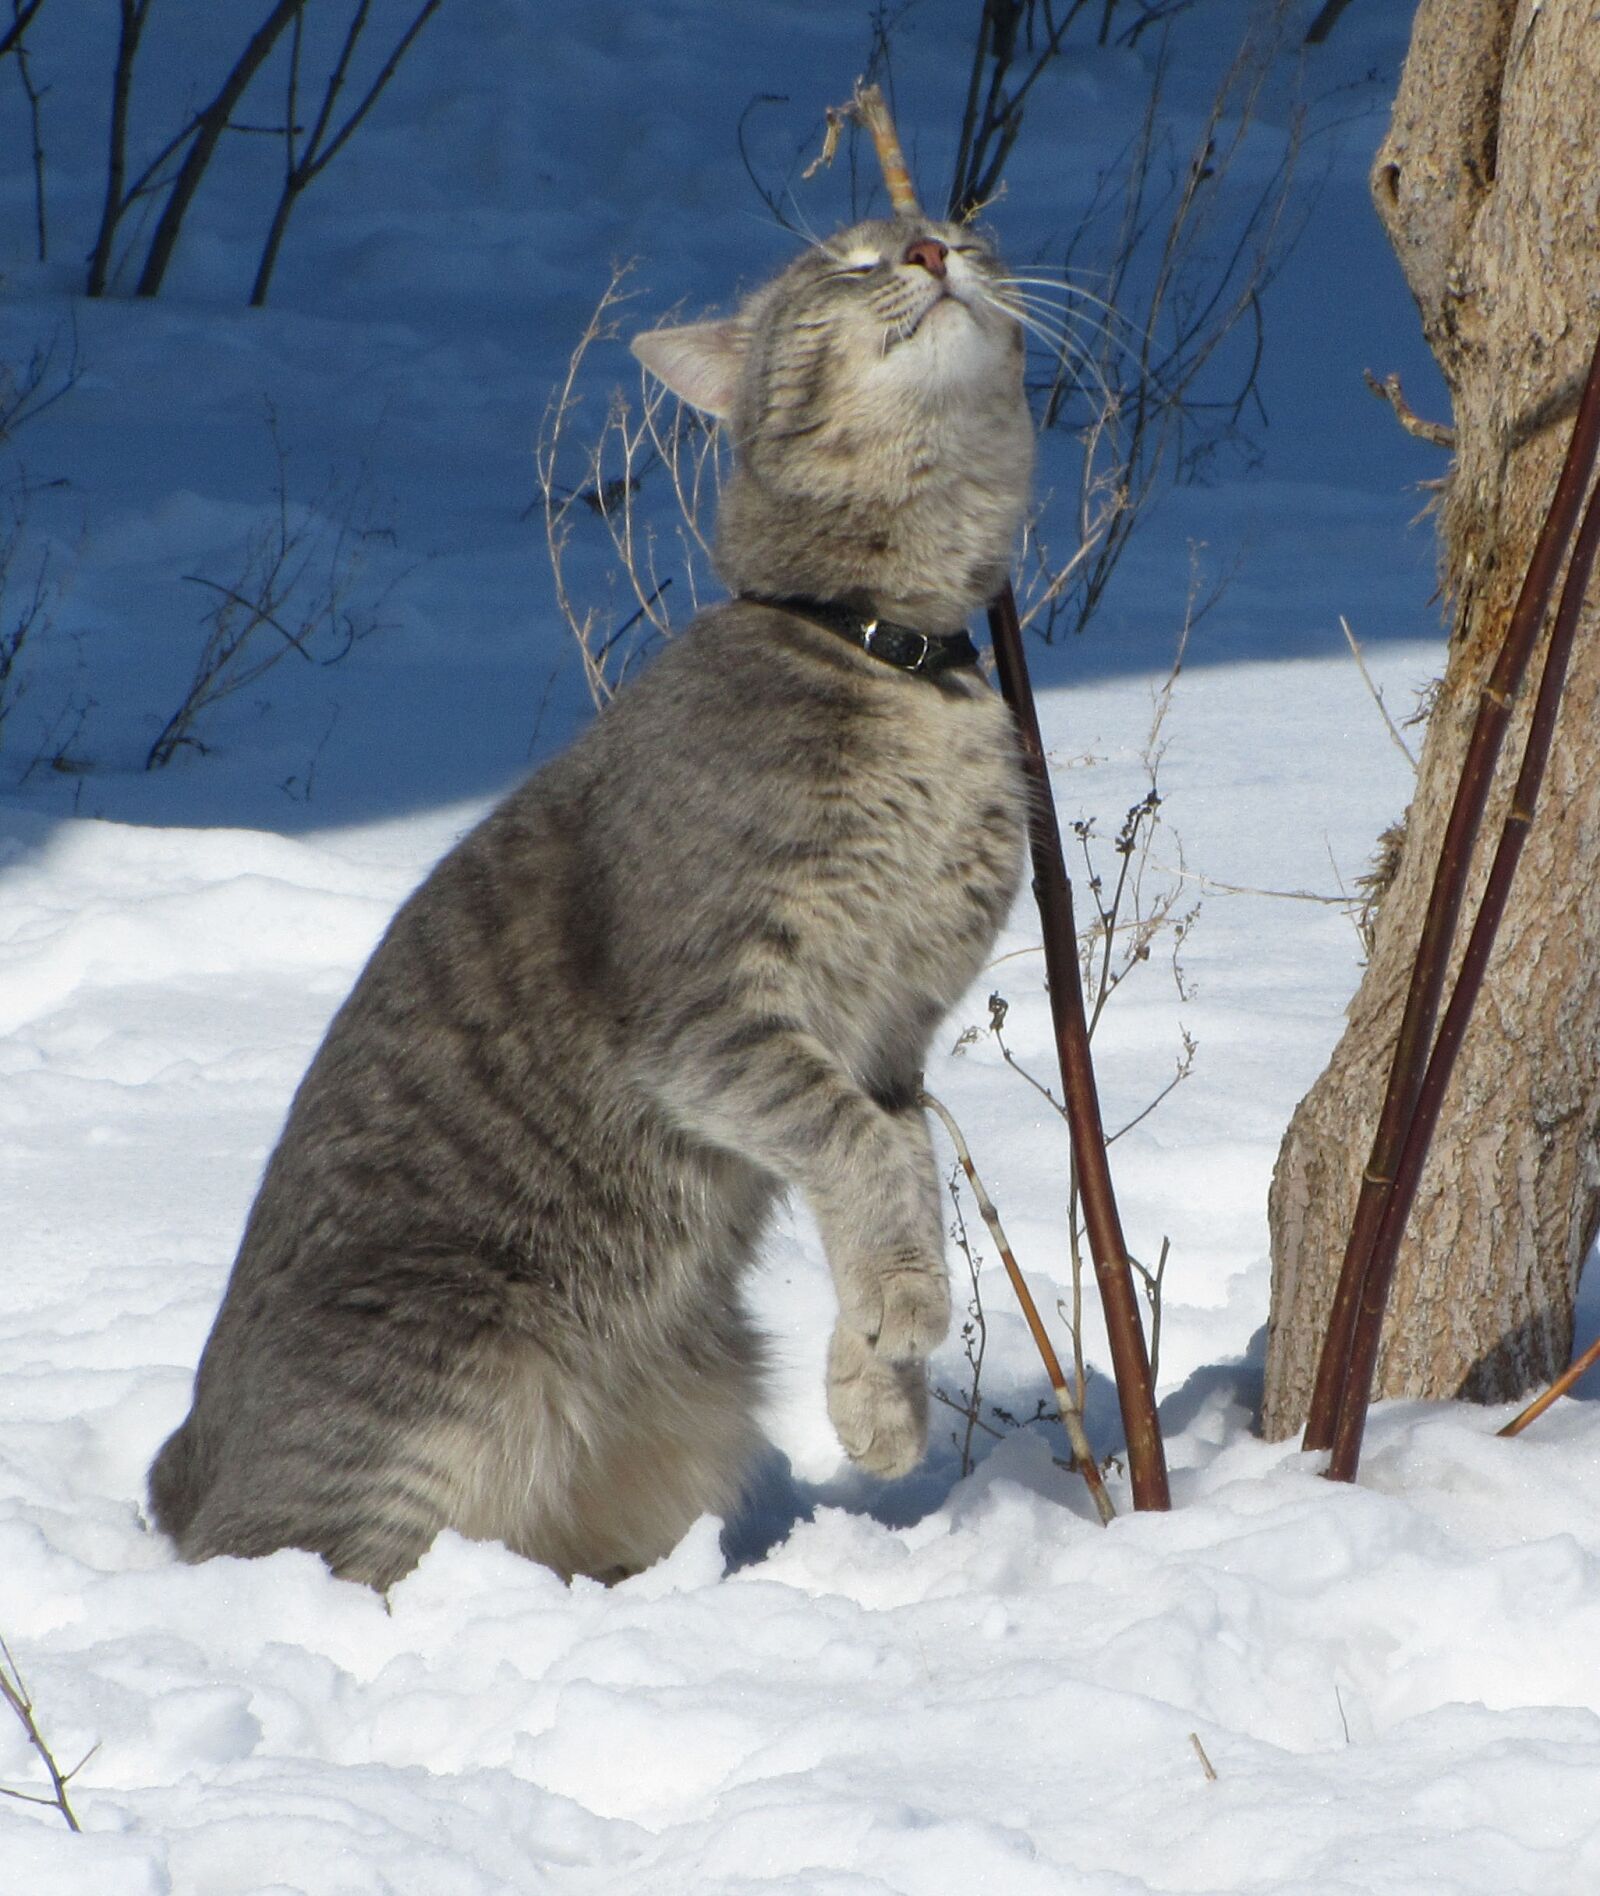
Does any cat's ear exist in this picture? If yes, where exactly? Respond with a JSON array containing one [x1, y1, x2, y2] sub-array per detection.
[[631, 320, 747, 419]]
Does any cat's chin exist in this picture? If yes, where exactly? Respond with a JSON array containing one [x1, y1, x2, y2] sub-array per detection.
[[879, 296, 1018, 392]]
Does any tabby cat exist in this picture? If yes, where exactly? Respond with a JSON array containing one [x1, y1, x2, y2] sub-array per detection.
[[149, 214, 1033, 1587]]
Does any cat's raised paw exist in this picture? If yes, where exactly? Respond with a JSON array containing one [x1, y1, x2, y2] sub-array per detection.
[[826, 1323, 930, 1477], [846, 1259, 950, 1363]]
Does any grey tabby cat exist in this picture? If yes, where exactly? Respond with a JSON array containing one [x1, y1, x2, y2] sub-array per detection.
[[149, 214, 1033, 1587]]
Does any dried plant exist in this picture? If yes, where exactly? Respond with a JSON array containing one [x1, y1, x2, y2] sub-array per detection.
[[147, 415, 394, 769], [534, 265, 727, 707], [922, 1089, 1116, 1523], [0, 1635, 94, 1833], [972, 616, 1197, 1436], [251, 0, 446, 307], [934, 1166, 992, 1478], [0, 498, 51, 760], [1019, 13, 1302, 641]]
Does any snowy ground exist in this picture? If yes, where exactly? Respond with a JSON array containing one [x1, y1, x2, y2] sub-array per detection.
[[3, 2, 1599, 1890]]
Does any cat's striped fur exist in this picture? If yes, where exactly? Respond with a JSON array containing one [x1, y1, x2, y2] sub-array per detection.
[[149, 216, 1033, 1586]]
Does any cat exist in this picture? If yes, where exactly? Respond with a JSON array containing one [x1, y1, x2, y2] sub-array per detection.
[[148, 213, 1034, 1588]]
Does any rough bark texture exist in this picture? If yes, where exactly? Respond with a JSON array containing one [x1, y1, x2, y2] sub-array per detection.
[[1263, 0, 1600, 1437]]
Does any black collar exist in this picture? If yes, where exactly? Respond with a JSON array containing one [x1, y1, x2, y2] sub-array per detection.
[[746, 594, 981, 678]]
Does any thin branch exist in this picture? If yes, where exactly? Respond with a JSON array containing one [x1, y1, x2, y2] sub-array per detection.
[[180, 573, 316, 660], [1305, 0, 1358, 47], [1154, 861, 1349, 905], [1340, 615, 1418, 769], [0, 0, 45, 63], [922, 1088, 1116, 1525], [1498, 1333, 1600, 1438], [136, 0, 306, 298], [10, 0, 49, 261], [1108, 1045, 1193, 1146], [0, 1638, 89, 1833], [1363, 369, 1454, 448], [931, 1383, 1005, 1441], [251, 0, 442, 305], [943, 1168, 990, 1476]]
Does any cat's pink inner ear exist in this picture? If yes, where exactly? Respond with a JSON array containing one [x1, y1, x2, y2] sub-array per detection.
[[630, 320, 745, 418]]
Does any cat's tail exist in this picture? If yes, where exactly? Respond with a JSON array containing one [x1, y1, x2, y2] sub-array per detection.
[[147, 1419, 203, 1540]]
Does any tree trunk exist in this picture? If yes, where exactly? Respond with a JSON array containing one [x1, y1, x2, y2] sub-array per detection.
[[1263, 0, 1600, 1438]]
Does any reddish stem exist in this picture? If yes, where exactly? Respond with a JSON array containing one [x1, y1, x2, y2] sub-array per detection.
[[1326, 464, 1600, 1480], [1305, 319, 1600, 1454], [987, 582, 1170, 1510]]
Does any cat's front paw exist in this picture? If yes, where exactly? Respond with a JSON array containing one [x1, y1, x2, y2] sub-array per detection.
[[841, 1254, 950, 1363], [826, 1324, 930, 1478]]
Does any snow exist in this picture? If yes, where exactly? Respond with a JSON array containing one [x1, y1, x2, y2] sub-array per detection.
[[3, 1, 1597, 1889]]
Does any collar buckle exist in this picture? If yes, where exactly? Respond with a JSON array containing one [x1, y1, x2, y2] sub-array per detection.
[[864, 620, 932, 672], [748, 596, 980, 680]]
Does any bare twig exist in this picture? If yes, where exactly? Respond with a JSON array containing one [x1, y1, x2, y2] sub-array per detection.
[[1363, 369, 1454, 448], [0, 1637, 93, 1833], [9, 0, 49, 261], [1031, 20, 1300, 643], [1109, 1047, 1192, 1147], [0, 0, 44, 62], [1155, 862, 1348, 905], [148, 415, 391, 768], [0, 318, 81, 440], [946, 1, 1096, 223], [1340, 615, 1418, 769], [921, 1088, 1115, 1525], [535, 266, 731, 704], [135, 0, 305, 298], [1189, 1731, 1218, 1780], [942, 1168, 991, 1476], [1498, 1333, 1600, 1438], [251, 0, 445, 305], [181, 573, 316, 661], [1305, 0, 1359, 43]]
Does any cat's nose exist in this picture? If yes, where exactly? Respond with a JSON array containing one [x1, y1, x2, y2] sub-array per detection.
[[903, 238, 949, 279]]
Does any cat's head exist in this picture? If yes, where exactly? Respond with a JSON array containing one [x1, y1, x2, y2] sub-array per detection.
[[632, 217, 1034, 634]]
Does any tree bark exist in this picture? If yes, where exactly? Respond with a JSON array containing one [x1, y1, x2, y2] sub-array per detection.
[[1263, 0, 1600, 1437]]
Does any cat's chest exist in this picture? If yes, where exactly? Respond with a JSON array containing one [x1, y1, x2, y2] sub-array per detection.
[[788, 677, 1026, 1057], [853, 681, 1021, 895]]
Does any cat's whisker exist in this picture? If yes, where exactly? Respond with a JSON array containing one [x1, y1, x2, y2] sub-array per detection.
[[990, 293, 1082, 337], [784, 193, 830, 254], [993, 276, 1154, 352], [739, 208, 819, 253], [1007, 306, 1118, 371], [1001, 300, 1146, 367], [990, 291, 1148, 384], [975, 289, 1126, 415], [976, 287, 1084, 358], [1014, 312, 1103, 376], [994, 274, 1149, 330]]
